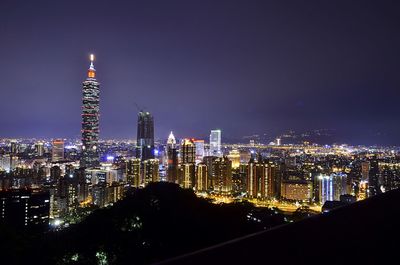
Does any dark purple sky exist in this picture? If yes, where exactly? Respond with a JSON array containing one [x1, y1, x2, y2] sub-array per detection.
[[0, 0, 399, 144]]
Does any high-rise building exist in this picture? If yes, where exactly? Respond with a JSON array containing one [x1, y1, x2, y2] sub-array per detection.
[[80, 54, 100, 168], [0, 154, 18, 173], [194, 139, 205, 164], [361, 161, 370, 182], [126, 158, 141, 187], [203, 156, 217, 189], [247, 157, 277, 199], [318, 173, 348, 204], [136, 111, 154, 161], [212, 156, 232, 193], [166, 132, 178, 183], [179, 139, 196, 189], [196, 163, 208, 192], [180, 139, 195, 164], [179, 163, 195, 189], [35, 141, 44, 156], [10, 141, 19, 154], [369, 159, 381, 197], [228, 149, 240, 169], [210, 129, 222, 157], [143, 159, 159, 186], [247, 158, 265, 198], [52, 139, 64, 162], [380, 163, 400, 192]]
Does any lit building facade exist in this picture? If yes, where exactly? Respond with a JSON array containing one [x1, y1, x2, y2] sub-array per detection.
[[52, 139, 64, 162], [247, 158, 277, 199], [319, 173, 348, 204], [35, 141, 44, 156], [127, 158, 141, 187], [195, 163, 208, 191], [228, 149, 240, 169], [180, 138, 195, 164], [80, 54, 100, 168], [210, 129, 222, 157], [194, 139, 205, 164], [136, 111, 155, 161], [143, 159, 159, 186], [212, 156, 232, 193], [280, 180, 312, 201], [167, 132, 178, 183]]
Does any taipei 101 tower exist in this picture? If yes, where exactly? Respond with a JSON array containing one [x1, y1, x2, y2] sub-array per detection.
[[80, 54, 100, 168]]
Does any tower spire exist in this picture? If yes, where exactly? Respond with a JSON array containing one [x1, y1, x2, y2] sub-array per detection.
[[88, 54, 96, 78]]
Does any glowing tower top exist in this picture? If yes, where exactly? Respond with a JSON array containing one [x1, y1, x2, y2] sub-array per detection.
[[87, 54, 96, 78]]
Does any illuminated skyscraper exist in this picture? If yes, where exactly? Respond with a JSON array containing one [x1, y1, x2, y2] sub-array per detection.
[[194, 139, 205, 164], [318, 173, 348, 204], [180, 138, 195, 164], [210, 129, 222, 157], [228, 149, 240, 169], [212, 156, 232, 193], [127, 158, 141, 187], [167, 132, 178, 183], [167, 131, 176, 148], [369, 159, 381, 196], [196, 163, 208, 191], [80, 54, 100, 168], [179, 139, 196, 188], [136, 111, 154, 161], [143, 159, 159, 186], [247, 156, 277, 199], [35, 141, 44, 156], [52, 139, 64, 162]]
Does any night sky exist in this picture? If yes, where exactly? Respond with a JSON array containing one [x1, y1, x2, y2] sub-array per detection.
[[0, 0, 399, 145]]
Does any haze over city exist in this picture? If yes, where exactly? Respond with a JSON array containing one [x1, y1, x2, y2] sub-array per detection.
[[1, 0, 399, 145]]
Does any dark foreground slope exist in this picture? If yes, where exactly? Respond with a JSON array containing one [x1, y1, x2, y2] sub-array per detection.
[[0, 182, 286, 265], [158, 188, 400, 265]]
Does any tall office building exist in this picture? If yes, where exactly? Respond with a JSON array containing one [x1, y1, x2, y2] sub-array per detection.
[[180, 139, 196, 164], [80, 54, 100, 168], [179, 139, 196, 188], [318, 173, 348, 204], [35, 141, 44, 156], [212, 156, 232, 193], [210, 129, 222, 157], [361, 161, 370, 182], [369, 159, 381, 196], [166, 132, 178, 183], [52, 139, 64, 162], [194, 139, 205, 164], [247, 157, 277, 199], [167, 131, 176, 148], [143, 159, 159, 186], [126, 158, 141, 187], [136, 111, 154, 161], [180, 163, 195, 189], [203, 156, 217, 189], [196, 163, 208, 191], [228, 149, 240, 169], [10, 141, 19, 154]]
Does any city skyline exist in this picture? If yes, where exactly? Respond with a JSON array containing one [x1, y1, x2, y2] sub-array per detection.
[[1, 2, 400, 264], [0, 1, 399, 145]]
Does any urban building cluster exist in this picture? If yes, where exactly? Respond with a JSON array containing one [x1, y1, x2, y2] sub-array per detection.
[[1, 55, 400, 229]]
